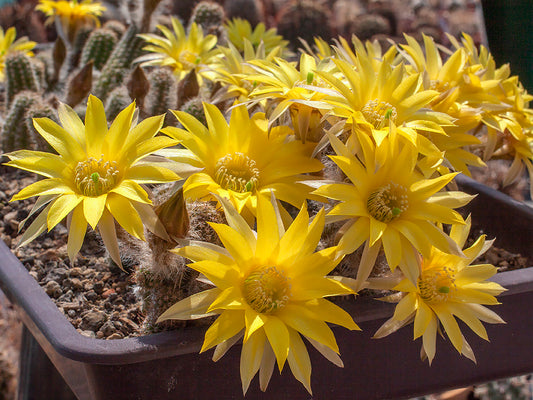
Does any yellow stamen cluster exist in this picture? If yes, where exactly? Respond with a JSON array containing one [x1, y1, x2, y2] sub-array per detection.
[[214, 152, 260, 193], [361, 99, 398, 129], [75, 157, 119, 196], [243, 266, 291, 313], [178, 50, 200, 70], [417, 266, 457, 304], [367, 183, 408, 223]]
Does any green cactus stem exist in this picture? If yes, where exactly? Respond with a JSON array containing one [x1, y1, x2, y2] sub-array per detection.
[[93, 24, 145, 101], [4, 53, 39, 108], [80, 28, 118, 71], [1, 91, 40, 152], [105, 86, 131, 121], [146, 67, 176, 120]]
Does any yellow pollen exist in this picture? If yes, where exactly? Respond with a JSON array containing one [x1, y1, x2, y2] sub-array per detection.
[[361, 99, 398, 129], [418, 266, 456, 304], [243, 266, 291, 313], [367, 183, 408, 223], [214, 152, 259, 193], [178, 50, 200, 70], [75, 157, 120, 196]]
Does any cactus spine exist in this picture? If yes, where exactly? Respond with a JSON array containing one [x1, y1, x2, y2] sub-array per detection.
[[80, 28, 118, 70], [146, 68, 177, 119], [93, 24, 145, 101], [1, 91, 40, 152], [4, 53, 39, 108]]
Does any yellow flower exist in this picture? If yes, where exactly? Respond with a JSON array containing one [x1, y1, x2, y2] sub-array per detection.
[[224, 17, 288, 55], [245, 53, 335, 142], [318, 37, 452, 152], [162, 103, 323, 222], [36, 0, 105, 43], [374, 216, 506, 364], [313, 131, 470, 287], [211, 39, 282, 102], [398, 34, 486, 176], [0, 27, 36, 81], [5, 95, 180, 266], [158, 195, 358, 394], [137, 17, 220, 82]]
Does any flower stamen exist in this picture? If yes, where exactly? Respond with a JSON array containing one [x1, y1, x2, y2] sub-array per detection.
[[214, 152, 260, 193], [367, 183, 408, 223], [75, 157, 120, 196], [243, 266, 291, 313], [418, 266, 456, 303], [361, 99, 398, 129]]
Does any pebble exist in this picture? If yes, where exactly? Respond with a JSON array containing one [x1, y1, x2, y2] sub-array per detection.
[[44, 281, 63, 298], [80, 311, 107, 331], [100, 321, 116, 336], [107, 332, 123, 340], [79, 330, 96, 339]]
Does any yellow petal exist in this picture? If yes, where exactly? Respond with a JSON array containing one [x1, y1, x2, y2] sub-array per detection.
[[255, 194, 281, 262], [208, 223, 254, 267], [277, 305, 339, 353], [302, 298, 359, 330], [434, 307, 463, 353], [124, 164, 179, 184], [106, 194, 145, 240], [240, 329, 266, 395], [337, 218, 369, 255], [32, 118, 86, 160], [189, 260, 240, 289], [201, 310, 244, 353], [244, 308, 267, 342], [158, 288, 220, 322], [422, 314, 438, 364], [263, 315, 290, 371], [67, 204, 87, 263], [287, 328, 312, 395], [57, 102, 85, 145], [85, 95, 108, 156], [83, 194, 107, 229], [97, 209, 122, 268], [106, 101, 135, 155], [11, 178, 73, 201], [47, 194, 83, 230], [393, 292, 417, 322], [110, 180, 151, 204], [413, 301, 433, 339]]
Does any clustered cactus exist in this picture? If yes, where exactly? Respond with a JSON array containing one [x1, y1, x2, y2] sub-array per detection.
[[2, 0, 532, 396]]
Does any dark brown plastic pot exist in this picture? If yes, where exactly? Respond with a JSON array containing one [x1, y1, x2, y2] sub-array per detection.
[[1, 175, 532, 400]]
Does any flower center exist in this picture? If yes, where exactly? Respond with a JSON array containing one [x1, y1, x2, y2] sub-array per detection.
[[75, 157, 120, 197], [178, 50, 200, 70], [367, 183, 408, 223], [361, 99, 398, 129], [243, 266, 291, 313], [214, 152, 260, 193], [418, 266, 456, 304]]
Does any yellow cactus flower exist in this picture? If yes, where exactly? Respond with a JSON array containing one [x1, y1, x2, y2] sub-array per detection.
[[374, 216, 506, 364], [318, 37, 452, 153], [158, 195, 358, 394], [313, 131, 471, 288], [0, 27, 36, 82], [36, 0, 105, 43], [224, 17, 289, 55], [162, 103, 323, 222], [211, 39, 282, 102], [137, 17, 220, 82], [5, 95, 180, 266], [245, 53, 336, 142]]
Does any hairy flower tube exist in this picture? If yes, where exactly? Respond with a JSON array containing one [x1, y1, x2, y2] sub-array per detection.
[[313, 130, 472, 288], [36, 0, 105, 43], [5, 95, 180, 266], [0, 27, 36, 81], [374, 216, 506, 363], [161, 103, 323, 222], [158, 195, 359, 394], [137, 17, 220, 82]]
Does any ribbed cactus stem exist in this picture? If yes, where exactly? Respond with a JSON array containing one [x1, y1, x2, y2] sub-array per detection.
[[80, 28, 118, 70], [4, 53, 39, 108], [65, 26, 92, 74], [180, 96, 207, 126], [1, 91, 40, 152], [146, 68, 176, 120], [93, 24, 145, 101], [105, 86, 131, 121], [25, 102, 57, 152]]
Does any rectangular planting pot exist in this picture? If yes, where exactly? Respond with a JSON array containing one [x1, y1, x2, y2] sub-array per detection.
[[1, 175, 532, 400]]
